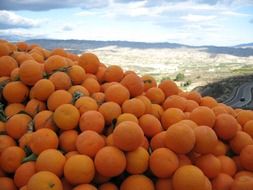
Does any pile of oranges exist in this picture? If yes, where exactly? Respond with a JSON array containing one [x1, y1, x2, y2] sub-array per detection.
[[0, 39, 253, 190]]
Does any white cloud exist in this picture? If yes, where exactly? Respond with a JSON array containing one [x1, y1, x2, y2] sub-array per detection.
[[221, 11, 250, 16], [0, 10, 41, 29], [181, 14, 217, 22], [0, 28, 47, 40]]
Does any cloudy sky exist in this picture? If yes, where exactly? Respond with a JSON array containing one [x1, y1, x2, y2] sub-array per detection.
[[0, 0, 253, 46]]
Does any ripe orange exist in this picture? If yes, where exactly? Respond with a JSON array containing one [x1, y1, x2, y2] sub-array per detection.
[[149, 148, 179, 178], [64, 155, 95, 185], [27, 171, 63, 190], [113, 121, 144, 151], [172, 165, 206, 190], [164, 123, 195, 154]]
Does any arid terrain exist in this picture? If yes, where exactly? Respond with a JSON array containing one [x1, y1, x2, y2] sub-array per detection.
[[88, 46, 253, 92], [27, 39, 253, 93]]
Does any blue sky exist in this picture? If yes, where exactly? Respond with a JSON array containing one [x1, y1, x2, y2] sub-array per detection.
[[0, 0, 253, 46]]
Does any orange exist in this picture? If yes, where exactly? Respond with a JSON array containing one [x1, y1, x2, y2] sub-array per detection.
[[0, 56, 18, 77], [120, 175, 155, 190], [50, 48, 68, 57], [121, 73, 144, 98], [122, 98, 145, 118], [155, 178, 173, 190], [211, 140, 229, 156], [195, 154, 221, 179], [125, 147, 149, 174], [149, 148, 179, 178], [214, 113, 238, 140], [137, 95, 153, 114], [240, 145, 253, 172], [0, 42, 11, 56], [68, 85, 89, 97], [116, 113, 138, 126], [18, 133, 33, 150], [81, 78, 100, 94], [25, 99, 46, 117], [186, 91, 202, 104], [44, 55, 67, 74], [150, 131, 166, 150], [96, 66, 106, 83], [104, 84, 130, 105], [36, 149, 66, 177], [217, 155, 237, 176], [185, 99, 199, 112], [94, 146, 126, 177], [78, 52, 100, 74], [79, 110, 105, 133], [178, 154, 192, 167], [53, 104, 80, 130], [73, 184, 98, 190], [98, 102, 121, 125], [158, 79, 179, 97], [161, 108, 185, 130], [49, 72, 72, 90], [138, 114, 163, 138], [30, 128, 59, 155], [3, 81, 29, 103], [5, 113, 32, 140], [4, 103, 25, 118], [151, 104, 164, 120], [163, 95, 187, 111], [229, 131, 253, 154], [64, 155, 95, 185], [211, 173, 234, 190], [16, 41, 28, 51], [59, 130, 78, 152], [172, 165, 206, 190], [177, 119, 198, 129], [33, 110, 57, 131], [98, 182, 118, 190], [0, 146, 25, 173], [230, 176, 253, 190], [141, 74, 157, 91], [91, 92, 105, 105], [67, 65, 86, 85], [103, 65, 124, 82], [0, 177, 17, 190], [212, 105, 228, 116], [237, 110, 253, 126], [76, 130, 105, 158], [235, 171, 253, 179], [189, 106, 216, 128], [75, 96, 98, 115], [145, 87, 165, 104], [200, 96, 218, 108], [113, 121, 144, 151], [32, 79, 55, 101], [47, 90, 72, 111], [19, 60, 43, 86], [193, 126, 218, 154], [164, 123, 195, 154], [243, 120, 253, 138], [27, 171, 63, 190]]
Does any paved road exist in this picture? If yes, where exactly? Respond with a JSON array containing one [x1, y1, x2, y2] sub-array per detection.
[[223, 82, 253, 109]]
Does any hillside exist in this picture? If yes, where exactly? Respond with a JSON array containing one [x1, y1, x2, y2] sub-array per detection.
[[195, 74, 253, 103]]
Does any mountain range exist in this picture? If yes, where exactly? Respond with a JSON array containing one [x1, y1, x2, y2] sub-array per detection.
[[22, 39, 253, 57]]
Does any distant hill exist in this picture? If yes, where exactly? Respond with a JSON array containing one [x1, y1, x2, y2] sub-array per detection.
[[25, 39, 253, 57], [235, 42, 253, 48]]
